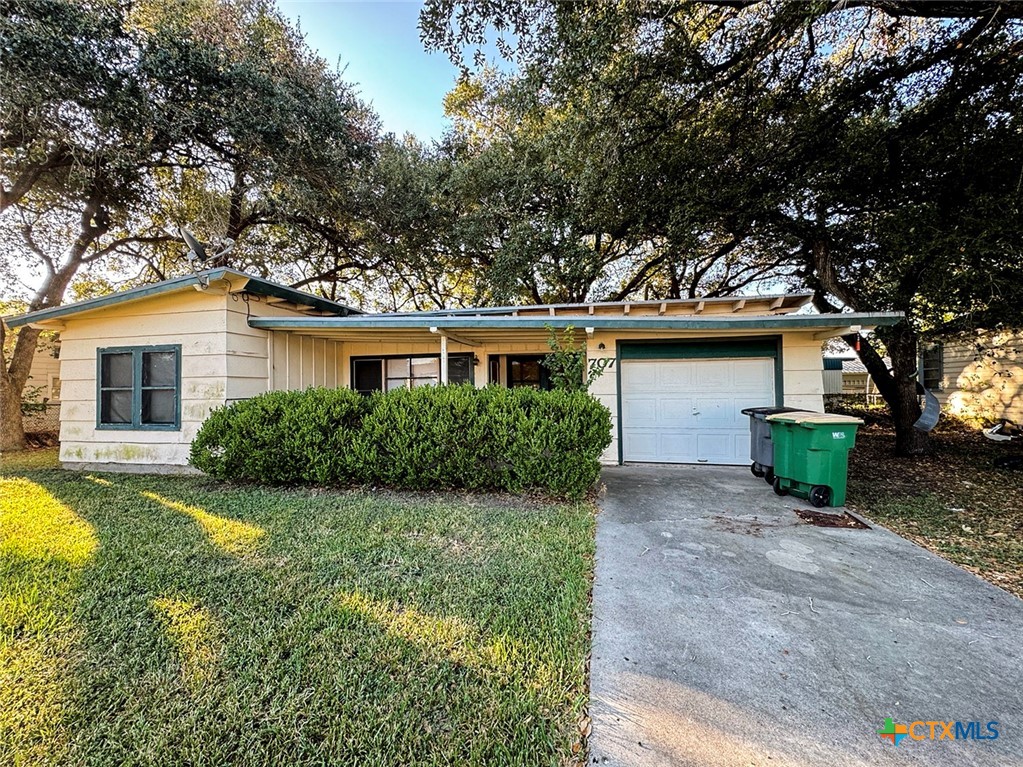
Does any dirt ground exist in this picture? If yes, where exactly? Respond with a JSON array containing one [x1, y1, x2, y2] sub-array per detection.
[[840, 408, 1023, 599]]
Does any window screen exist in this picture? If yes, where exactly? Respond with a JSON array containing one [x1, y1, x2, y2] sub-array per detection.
[[99, 352, 133, 424], [97, 346, 180, 429], [449, 356, 472, 385], [507, 355, 552, 390], [142, 351, 177, 424], [352, 359, 383, 395]]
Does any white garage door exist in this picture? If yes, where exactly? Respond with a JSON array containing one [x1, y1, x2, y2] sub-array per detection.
[[621, 357, 775, 465]]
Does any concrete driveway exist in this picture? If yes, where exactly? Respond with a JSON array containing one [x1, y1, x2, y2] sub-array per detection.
[[589, 464, 1023, 767]]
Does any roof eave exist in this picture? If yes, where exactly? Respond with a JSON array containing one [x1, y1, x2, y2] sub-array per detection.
[[246, 312, 903, 332], [399, 292, 813, 318], [240, 275, 362, 316], [2, 268, 361, 328]]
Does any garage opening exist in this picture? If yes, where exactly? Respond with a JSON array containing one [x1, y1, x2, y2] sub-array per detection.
[[619, 339, 781, 465]]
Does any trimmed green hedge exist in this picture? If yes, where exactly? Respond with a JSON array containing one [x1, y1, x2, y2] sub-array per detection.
[[189, 385, 612, 497]]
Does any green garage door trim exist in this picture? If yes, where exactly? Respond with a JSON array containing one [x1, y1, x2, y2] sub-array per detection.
[[615, 337, 785, 464]]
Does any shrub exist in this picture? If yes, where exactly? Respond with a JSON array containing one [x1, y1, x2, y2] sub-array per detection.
[[188, 388, 371, 486], [190, 385, 612, 498], [543, 324, 615, 392]]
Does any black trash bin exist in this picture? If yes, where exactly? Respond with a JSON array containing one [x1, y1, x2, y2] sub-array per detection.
[[740, 406, 806, 484]]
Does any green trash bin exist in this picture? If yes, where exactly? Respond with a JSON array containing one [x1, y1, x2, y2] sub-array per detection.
[[765, 412, 863, 508]]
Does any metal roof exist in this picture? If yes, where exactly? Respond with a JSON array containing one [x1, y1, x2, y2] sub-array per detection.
[[842, 356, 891, 374], [3, 268, 362, 328], [3, 272, 899, 338], [248, 311, 902, 333], [400, 293, 812, 317]]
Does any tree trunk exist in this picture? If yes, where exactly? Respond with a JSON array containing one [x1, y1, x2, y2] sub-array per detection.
[[0, 323, 41, 452], [883, 324, 930, 455], [0, 369, 27, 452], [845, 323, 930, 456], [0, 190, 109, 450], [805, 235, 931, 457]]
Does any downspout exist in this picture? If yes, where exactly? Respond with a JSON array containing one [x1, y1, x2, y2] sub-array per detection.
[[440, 334, 449, 384]]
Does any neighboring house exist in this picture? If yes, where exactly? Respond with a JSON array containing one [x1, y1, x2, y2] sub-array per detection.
[[923, 331, 1023, 424], [21, 332, 62, 432], [822, 357, 843, 395], [822, 355, 891, 398], [2, 268, 900, 472]]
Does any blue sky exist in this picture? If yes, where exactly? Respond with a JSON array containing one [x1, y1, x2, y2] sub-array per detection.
[[278, 1, 473, 141]]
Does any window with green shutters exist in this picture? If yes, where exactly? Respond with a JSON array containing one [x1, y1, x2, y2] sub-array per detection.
[[97, 345, 181, 430]]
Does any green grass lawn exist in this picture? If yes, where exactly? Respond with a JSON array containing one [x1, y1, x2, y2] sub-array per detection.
[[1, 448, 594, 766]]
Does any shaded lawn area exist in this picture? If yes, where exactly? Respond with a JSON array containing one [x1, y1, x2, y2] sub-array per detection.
[[845, 424, 1023, 599], [1, 449, 594, 766]]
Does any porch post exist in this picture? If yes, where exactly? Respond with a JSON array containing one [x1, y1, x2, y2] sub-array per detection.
[[440, 333, 449, 384]]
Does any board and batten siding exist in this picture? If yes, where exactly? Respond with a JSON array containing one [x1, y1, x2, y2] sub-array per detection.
[[230, 296, 342, 397], [57, 289, 232, 469], [268, 333, 343, 391], [822, 369, 843, 395], [937, 331, 1023, 424]]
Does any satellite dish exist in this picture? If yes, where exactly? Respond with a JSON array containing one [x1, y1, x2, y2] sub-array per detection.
[[179, 227, 208, 265], [177, 228, 235, 268]]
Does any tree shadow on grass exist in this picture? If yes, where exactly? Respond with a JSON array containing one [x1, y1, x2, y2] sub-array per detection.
[[7, 472, 589, 766]]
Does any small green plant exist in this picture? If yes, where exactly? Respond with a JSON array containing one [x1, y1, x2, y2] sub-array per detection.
[[544, 324, 614, 391], [20, 384, 49, 415]]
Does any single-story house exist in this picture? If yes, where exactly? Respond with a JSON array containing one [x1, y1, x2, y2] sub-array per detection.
[[922, 332, 1023, 424], [2, 268, 901, 472]]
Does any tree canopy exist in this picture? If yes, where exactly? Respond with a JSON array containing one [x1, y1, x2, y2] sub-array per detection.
[[419, 0, 1023, 452], [0, 0, 381, 449]]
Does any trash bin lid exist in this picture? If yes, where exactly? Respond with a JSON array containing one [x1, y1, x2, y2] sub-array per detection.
[[740, 406, 808, 416], [766, 412, 864, 425]]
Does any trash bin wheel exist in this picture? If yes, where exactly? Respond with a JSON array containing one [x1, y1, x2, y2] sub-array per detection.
[[772, 477, 787, 496], [764, 467, 775, 485], [751, 462, 765, 478], [809, 485, 831, 508]]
